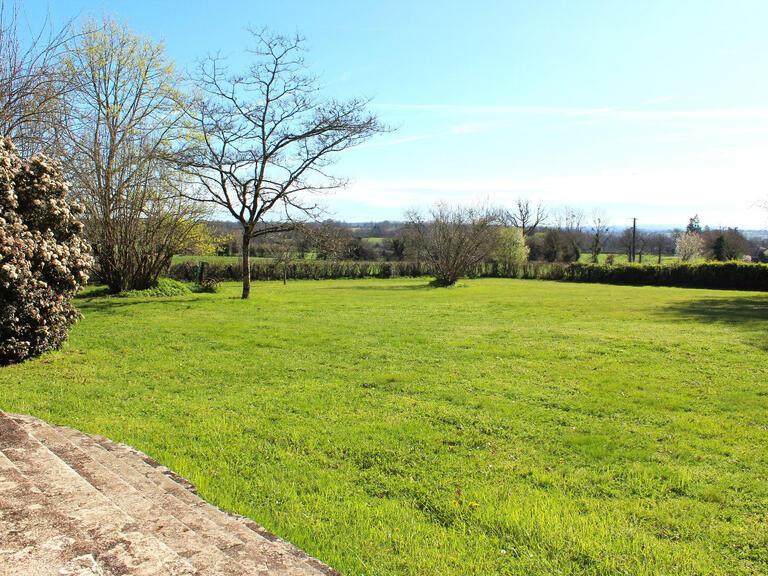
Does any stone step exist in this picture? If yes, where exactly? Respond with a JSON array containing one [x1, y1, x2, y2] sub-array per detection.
[[14, 414, 254, 576], [0, 411, 198, 576], [49, 423, 304, 575], [0, 450, 100, 576], [49, 422, 252, 552], [87, 432, 340, 576]]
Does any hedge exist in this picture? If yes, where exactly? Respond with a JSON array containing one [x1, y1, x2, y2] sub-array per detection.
[[558, 261, 768, 291], [166, 259, 768, 291], [167, 259, 431, 282]]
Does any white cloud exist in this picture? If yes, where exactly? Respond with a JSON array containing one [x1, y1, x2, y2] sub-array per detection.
[[335, 146, 768, 227]]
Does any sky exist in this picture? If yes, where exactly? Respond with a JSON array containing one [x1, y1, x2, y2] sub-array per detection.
[[21, 0, 768, 229]]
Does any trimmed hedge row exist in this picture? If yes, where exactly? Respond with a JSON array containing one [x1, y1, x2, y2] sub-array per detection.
[[558, 261, 768, 291], [167, 259, 431, 282], [473, 261, 767, 290], [167, 259, 768, 291]]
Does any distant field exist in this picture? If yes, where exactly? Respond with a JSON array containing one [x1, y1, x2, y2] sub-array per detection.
[[171, 254, 324, 265], [171, 255, 268, 265], [578, 252, 680, 264], [172, 255, 243, 265], [2, 279, 766, 575]]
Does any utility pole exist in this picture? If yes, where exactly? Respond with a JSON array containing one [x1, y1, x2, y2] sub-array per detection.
[[631, 218, 637, 263]]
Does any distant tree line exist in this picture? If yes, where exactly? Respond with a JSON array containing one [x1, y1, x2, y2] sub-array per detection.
[[192, 204, 763, 267], [183, 201, 766, 288], [3, 1, 766, 296]]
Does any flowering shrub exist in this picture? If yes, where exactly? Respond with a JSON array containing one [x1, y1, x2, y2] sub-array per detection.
[[0, 138, 93, 365], [675, 231, 704, 262]]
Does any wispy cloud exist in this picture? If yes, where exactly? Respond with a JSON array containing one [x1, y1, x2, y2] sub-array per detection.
[[350, 122, 487, 150], [374, 103, 768, 121], [618, 135, 691, 143]]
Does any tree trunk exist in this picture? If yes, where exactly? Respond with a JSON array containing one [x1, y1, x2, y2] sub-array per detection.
[[241, 233, 251, 299]]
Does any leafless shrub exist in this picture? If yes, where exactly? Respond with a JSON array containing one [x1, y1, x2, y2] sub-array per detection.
[[406, 202, 500, 286]]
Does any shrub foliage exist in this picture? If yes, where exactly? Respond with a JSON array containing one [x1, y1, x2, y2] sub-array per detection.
[[0, 138, 92, 365], [119, 278, 191, 298]]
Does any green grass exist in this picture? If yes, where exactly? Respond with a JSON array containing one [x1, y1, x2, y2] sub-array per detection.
[[1, 278, 766, 575]]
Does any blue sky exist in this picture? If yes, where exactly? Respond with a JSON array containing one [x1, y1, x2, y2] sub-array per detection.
[[23, 0, 768, 228]]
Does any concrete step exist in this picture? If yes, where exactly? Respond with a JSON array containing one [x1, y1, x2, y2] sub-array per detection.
[[15, 414, 253, 576], [0, 411, 197, 576]]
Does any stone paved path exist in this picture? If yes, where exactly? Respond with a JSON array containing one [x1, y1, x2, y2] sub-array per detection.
[[0, 410, 341, 576]]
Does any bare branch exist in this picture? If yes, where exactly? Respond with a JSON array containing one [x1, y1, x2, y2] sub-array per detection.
[[179, 30, 387, 298], [504, 198, 548, 236]]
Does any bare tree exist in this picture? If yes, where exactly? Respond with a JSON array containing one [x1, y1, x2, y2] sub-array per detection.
[[618, 227, 645, 262], [54, 18, 205, 292], [262, 232, 298, 285], [301, 221, 356, 261], [589, 211, 610, 263], [645, 232, 674, 263], [405, 202, 500, 286], [182, 30, 385, 298], [0, 0, 72, 154], [504, 198, 547, 237], [558, 205, 585, 232]]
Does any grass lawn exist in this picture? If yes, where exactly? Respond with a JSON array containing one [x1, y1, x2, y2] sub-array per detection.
[[1, 278, 766, 575]]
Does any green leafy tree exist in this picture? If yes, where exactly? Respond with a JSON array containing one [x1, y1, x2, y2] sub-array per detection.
[[686, 214, 702, 233], [493, 227, 529, 274]]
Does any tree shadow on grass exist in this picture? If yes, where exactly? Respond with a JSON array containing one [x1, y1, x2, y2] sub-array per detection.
[[658, 296, 768, 350], [321, 283, 438, 291], [75, 286, 112, 299], [77, 295, 205, 313]]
